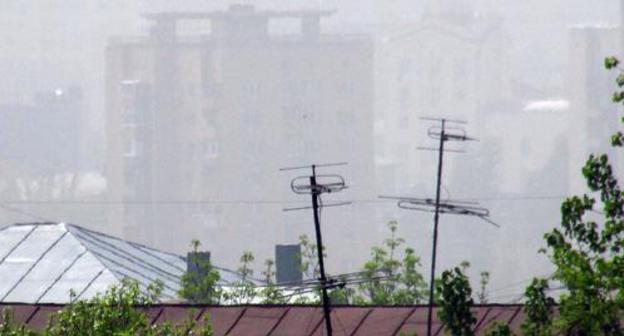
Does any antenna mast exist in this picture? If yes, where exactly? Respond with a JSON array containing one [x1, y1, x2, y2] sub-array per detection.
[[280, 162, 349, 336], [380, 117, 496, 336]]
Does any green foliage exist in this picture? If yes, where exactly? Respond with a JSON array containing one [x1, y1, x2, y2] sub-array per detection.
[[392, 247, 428, 304], [180, 222, 427, 306], [437, 266, 476, 336], [485, 323, 514, 336], [521, 278, 554, 336], [0, 309, 36, 336], [605, 56, 619, 69], [327, 275, 357, 305], [356, 221, 428, 305], [611, 131, 624, 147], [258, 258, 287, 304], [178, 240, 222, 304], [536, 56, 624, 335], [46, 279, 154, 335], [477, 271, 490, 304], [298, 234, 324, 280], [222, 251, 258, 304], [42, 279, 213, 336]]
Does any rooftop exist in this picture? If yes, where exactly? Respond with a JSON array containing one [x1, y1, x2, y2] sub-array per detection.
[[0, 304, 527, 335], [143, 4, 334, 22], [0, 222, 246, 303]]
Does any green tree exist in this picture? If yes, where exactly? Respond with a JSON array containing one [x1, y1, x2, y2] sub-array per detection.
[[437, 266, 477, 336], [298, 234, 324, 280], [0, 309, 36, 336], [477, 271, 490, 304], [327, 275, 357, 305], [45, 279, 213, 336], [521, 278, 554, 336], [357, 221, 427, 305], [258, 258, 287, 304], [46, 279, 155, 335], [294, 234, 325, 304], [537, 56, 624, 335], [485, 323, 514, 336], [178, 240, 222, 304], [223, 251, 258, 304], [390, 247, 428, 304]]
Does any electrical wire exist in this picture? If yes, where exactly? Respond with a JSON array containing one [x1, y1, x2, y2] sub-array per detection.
[[0, 195, 569, 206]]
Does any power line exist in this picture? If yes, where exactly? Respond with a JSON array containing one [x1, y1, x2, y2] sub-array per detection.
[[0, 195, 569, 205], [487, 273, 554, 295]]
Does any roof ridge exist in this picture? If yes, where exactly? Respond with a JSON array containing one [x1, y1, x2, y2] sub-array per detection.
[[72, 228, 182, 281], [65, 223, 248, 282], [66, 223, 185, 260]]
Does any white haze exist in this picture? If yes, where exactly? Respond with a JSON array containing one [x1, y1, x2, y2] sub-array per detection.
[[0, 0, 622, 302]]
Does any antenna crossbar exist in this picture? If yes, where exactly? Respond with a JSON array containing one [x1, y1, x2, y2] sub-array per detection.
[[416, 146, 465, 153], [419, 116, 467, 124], [279, 162, 347, 172]]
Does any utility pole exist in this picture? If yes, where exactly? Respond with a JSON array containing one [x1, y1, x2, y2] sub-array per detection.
[[427, 118, 446, 336], [380, 117, 497, 336], [281, 162, 349, 336]]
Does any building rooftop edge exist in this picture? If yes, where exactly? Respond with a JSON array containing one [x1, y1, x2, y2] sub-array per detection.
[[142, 9, 335, 21]]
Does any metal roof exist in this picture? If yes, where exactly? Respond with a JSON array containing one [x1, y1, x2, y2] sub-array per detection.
[[0, 304, 528, 335], [0, 222, 246, 303]]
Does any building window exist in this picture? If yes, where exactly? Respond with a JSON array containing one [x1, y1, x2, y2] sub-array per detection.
[[338, 109, 354, 124], [282, 105, 316, 124], [398, 58, 411, 82], [299, 105, 316, 123], [203, 83, 222, 98], [453, 58, 468, 100], [202, 107, 218, 125], [242, 108, 261, 129], [398, 114, 409, 130], [399, 86, 411, 109], [341, 81, 355, 97], [123, 131, 140, 158], [203, 142, 219, 159], [122, 107, 137, 125], [241, 82, 260, 101]]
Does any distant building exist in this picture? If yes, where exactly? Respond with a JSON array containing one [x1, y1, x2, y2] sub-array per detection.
[[0, 87, 85, 176], [374, 1, 508, 199], [0, 222, 247, 303], [566, 23, 624, 190], [106, 5, 376, 269]]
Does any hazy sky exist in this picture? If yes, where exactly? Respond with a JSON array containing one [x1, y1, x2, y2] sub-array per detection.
[[0, 0, 622, 302]]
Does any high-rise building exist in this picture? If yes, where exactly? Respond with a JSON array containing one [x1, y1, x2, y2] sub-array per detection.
[[566, 23, 624, 191], [106, 5, 376, 270], [374, 1, 508, 198]]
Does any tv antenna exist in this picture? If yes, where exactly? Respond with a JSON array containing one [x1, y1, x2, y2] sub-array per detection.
[[380, 117, 497, 336], [280, 162, 350, 336]]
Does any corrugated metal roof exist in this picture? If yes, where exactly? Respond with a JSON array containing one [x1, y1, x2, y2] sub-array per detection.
[[0, 222, 246, 303], [0, 304, 528, 335]]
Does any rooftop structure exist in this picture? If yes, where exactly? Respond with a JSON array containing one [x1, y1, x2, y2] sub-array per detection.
[[0, 304, 528, 335], [0, 222, 246, 303]]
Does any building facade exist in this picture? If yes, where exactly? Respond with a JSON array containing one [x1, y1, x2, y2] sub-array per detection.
[[106, 5, 376, 270]]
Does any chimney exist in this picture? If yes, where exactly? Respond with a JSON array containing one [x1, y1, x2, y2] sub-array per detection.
[[275, 244, 302, 285], [187, 251, 212, 277]]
